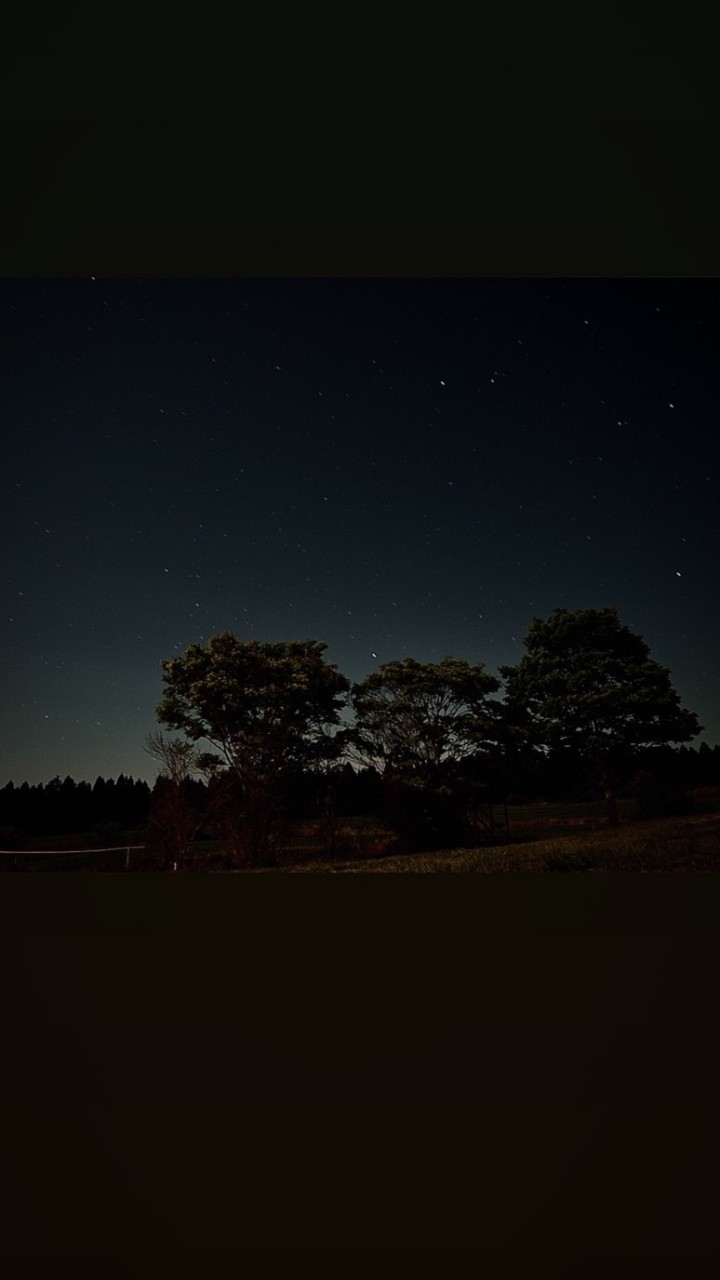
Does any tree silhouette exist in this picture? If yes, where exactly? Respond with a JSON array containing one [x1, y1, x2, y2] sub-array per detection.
[[500, 607, 703, 826], [351, 656, 502, 849], [352, 657, 501, 779], [155, 632, 350, 864], [144, 731, 224, 866]]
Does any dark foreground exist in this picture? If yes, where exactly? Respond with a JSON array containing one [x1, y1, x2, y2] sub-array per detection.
[[1, 790, 719, 872]]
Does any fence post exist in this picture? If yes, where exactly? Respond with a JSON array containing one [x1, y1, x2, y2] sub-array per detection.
[[125, 846, 131, 871]]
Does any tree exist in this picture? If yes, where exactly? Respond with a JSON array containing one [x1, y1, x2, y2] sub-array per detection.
[[351, 656, 502, 849], [500, 607, 703, 826], [352, 657, 501, 778], [144, 731, 225, 866], [155, 633, 350, 864]]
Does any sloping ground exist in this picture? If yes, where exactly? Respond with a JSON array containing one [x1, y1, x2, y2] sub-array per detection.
[[286, 809, 720, 873]]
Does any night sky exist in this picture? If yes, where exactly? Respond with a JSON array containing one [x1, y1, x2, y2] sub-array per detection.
[[2, 276, 718, 786]]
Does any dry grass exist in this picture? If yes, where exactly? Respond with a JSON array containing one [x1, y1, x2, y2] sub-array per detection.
[[284, 808, 720, 874]]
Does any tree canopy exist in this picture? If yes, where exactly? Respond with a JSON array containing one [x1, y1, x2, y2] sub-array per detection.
[[350, 656, 504, 850], [156, 632, 350, 860], [500, 607, 703, 824], [351, 656, 502, 784]]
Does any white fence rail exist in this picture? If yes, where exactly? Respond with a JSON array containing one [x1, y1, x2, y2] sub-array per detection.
[[0, 844, 146, 870]]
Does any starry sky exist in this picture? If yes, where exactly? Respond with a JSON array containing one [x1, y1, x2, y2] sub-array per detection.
[[2, 276, 718, 786]]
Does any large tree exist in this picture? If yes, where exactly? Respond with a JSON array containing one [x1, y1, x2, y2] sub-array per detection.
[[352, 656, 502, 778], [351, 656, 503, 848], [500, 607, 702, 825], [156, 633, 350, 863]]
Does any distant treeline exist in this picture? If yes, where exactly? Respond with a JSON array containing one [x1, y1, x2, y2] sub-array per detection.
[[0, 769, 382, 841], [0, 774, 151, 839], [515, 741, 720, 807], [1, 742, 719, 842]]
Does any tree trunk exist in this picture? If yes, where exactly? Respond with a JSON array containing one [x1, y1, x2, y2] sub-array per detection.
[[604, 784, 620, 827]]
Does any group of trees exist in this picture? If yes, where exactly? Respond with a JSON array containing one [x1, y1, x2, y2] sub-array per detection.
[[1, 607, 707, 862], [0, 774, 150, 842], [149, 607, 707, 863]]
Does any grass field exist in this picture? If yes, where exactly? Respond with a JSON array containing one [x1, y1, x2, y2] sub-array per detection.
[[290, 809, 720, 873], [2, 791, 719, 871], [280, 791, 720, 874]]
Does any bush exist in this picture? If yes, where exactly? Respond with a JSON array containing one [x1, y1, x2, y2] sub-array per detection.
[[381, 781, 473, 852], [629, 769, 691, 818]]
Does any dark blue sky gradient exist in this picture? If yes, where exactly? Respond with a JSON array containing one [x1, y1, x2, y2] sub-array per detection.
[[2, 277, 718, 784]]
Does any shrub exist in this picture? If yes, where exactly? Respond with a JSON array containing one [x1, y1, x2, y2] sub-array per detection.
[[629, 769, 691, 818], [381, 780, 474, 852]]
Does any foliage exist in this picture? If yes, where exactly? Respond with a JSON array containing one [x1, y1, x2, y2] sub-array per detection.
[[351, 656, 503, 849], [156, 632, 350, 863], [500, 607, 703, 825], [351, 656, 501, 779]]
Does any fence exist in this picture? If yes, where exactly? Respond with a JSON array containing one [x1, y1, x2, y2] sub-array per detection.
[[0, 844, 146, 871]]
